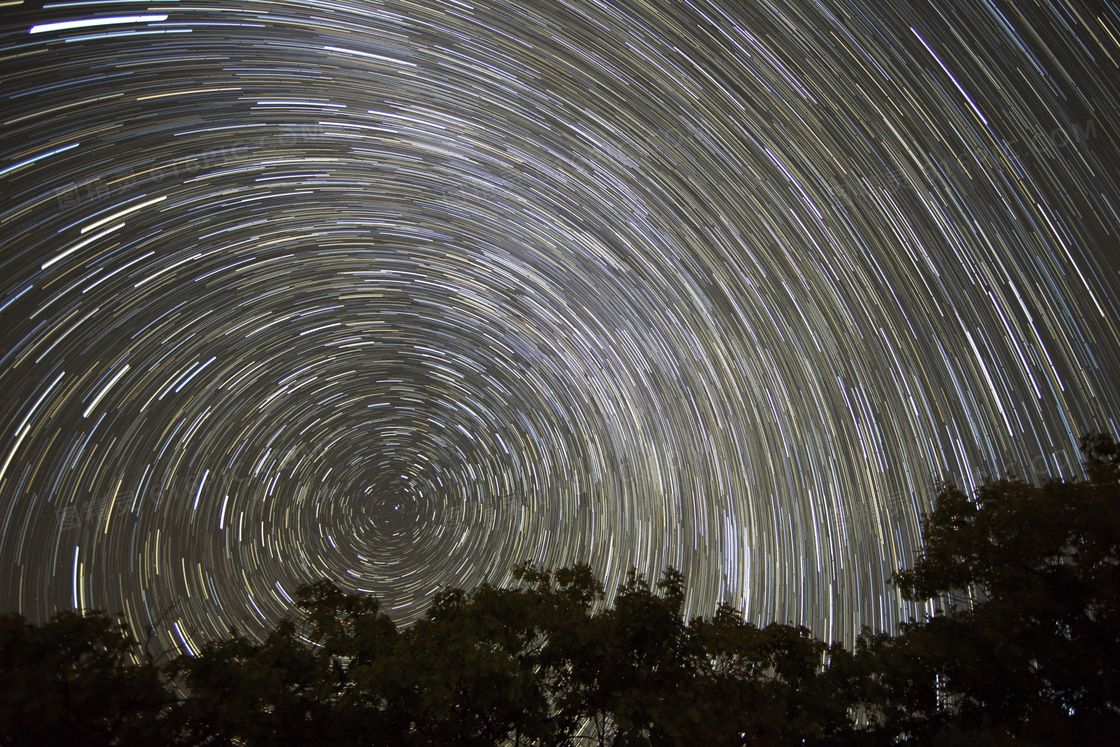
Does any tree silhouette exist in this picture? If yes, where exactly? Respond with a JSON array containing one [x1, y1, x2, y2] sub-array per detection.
[[883, 434, 1120, 744], [0, 610, 170, 746]]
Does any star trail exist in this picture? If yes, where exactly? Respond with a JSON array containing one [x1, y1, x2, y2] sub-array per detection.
[[1, 0, 1119, 655]]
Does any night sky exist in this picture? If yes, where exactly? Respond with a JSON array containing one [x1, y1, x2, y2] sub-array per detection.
[[1, 0, 1118, 655]]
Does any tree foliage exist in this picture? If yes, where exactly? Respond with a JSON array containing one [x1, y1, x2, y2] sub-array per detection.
[[0, 610, 169, 746], [2, 434, 1119, 745], [881, 433, 1120, 744]]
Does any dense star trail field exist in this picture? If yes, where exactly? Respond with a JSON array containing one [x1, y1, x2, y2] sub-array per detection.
[[1, 0, 1119, 655]]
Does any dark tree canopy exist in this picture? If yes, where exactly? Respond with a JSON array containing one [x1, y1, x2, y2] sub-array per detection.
[[881, 433, 1120, 745], [0, 609, 170, 747], [2, 435, 1118, 746]]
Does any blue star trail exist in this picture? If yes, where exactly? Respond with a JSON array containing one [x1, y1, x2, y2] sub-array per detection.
[[1, 0, 1118, 655]]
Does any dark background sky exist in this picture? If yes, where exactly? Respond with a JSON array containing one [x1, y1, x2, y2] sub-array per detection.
[[1, 0, 1118, 655]]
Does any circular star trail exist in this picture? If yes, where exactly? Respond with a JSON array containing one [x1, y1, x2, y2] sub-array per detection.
[[1, 0, 1119, 653]]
